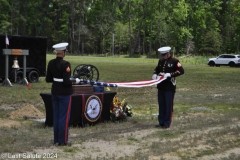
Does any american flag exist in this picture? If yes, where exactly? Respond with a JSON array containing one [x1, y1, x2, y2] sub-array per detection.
[[5, 35, 9, 45], [78, 76, 166, 88]]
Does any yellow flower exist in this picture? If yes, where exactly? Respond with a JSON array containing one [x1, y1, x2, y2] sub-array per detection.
[[113, 97, 119, 105], [121, 99, 125, 106], [111, 96, 133, 118]]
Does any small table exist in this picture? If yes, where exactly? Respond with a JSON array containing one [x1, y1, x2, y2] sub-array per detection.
[[40, 91, 116, 127]]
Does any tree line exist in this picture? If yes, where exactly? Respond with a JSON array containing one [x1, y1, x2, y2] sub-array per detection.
[[1, 0, 240, 56]]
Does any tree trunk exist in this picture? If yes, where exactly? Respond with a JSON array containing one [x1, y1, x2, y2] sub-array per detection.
[[70, 0, 75, 53], [132, 0, 150, 55]]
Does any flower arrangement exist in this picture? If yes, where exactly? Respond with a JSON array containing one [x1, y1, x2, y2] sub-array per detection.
[[110, 96, 133, 121]]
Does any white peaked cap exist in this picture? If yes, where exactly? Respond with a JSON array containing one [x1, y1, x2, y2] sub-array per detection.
[[158, 46, 171, 54], [52, 42, 69, 50]]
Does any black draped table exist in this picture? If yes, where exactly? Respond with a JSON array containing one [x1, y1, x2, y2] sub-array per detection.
[[40, 91, 116, 127]]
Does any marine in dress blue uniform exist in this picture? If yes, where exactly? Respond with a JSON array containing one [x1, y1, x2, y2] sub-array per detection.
[[46, 42, 73, 146], [152, 46, 184, 128]]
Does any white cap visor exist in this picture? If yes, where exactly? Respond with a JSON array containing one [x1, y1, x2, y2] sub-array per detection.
[[53, 42, 68, 51], [158, 46, 171, 55]]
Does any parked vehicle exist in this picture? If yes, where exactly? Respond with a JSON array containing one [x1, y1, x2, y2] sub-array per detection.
[[208, 54, 240, 67], [0, 35, 47, 83]]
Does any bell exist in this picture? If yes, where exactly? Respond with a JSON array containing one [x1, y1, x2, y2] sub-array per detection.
[[12, 56, 20, 69]]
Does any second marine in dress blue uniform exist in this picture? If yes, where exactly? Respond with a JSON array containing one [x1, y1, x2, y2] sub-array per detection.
[[152, 46, 184, 128]]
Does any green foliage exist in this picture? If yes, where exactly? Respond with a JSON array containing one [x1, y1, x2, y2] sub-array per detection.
[[114, 22, 130, 53], [200, 29, 223, 55], [1, 0, 240, 56]]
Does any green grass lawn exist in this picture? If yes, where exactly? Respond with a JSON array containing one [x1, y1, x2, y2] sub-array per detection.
[[1, 54, 240, 112], [0, 55, 240, 159]]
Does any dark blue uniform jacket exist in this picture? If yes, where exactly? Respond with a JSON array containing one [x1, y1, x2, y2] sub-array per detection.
[[154, 56, 184, 92], [46, 57, 73, 95]]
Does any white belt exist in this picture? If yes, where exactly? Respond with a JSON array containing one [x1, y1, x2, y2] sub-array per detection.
[[53, 78, 63, 82]]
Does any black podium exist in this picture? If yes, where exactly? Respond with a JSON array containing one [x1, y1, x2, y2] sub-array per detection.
[[40, 91, 116, 127]]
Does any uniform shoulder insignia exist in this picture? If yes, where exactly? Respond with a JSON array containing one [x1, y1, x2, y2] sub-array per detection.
[[177, 62, 182, 67], [66, 66, 71, 72]]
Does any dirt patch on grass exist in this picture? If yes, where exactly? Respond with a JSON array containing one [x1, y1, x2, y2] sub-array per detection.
[[8, 104, 45, 120], [0, 118, 21, 127], [0, 104, 45, 128], [0, 104, 45, 127]]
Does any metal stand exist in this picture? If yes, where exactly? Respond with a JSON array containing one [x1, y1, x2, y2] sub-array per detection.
[[22, 55, 28, 85], [2, 54, 12, 86], [2, 49, 29, 86], [2, 78, 12, 87], [22, 78, 28, 85]]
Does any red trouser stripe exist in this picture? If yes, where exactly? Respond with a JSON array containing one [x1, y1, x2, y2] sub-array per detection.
[[169, 98, 173, 126], [64, 95, 72, 144]]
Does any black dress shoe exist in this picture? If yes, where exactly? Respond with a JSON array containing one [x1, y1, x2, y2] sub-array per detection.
[[52, 141, 58, 146], [162, 126, 169, 129], [155, 124, 163, 128], [58, 142, 72, 146]]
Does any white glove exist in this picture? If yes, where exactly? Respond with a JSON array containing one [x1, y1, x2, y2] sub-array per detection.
[[75, 78, 80, 84], [164, 73, 171, 78], [152, 74, 157, 80]]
